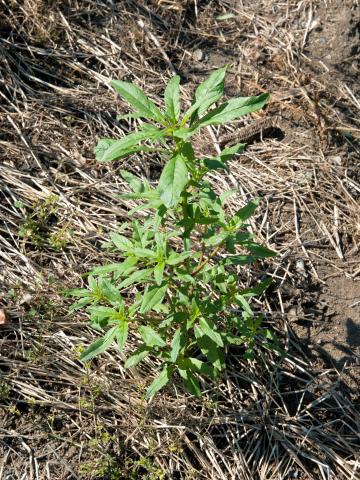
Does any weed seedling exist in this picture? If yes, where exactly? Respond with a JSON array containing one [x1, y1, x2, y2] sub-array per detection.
[[0, 382, 11, 401], [69, 67, 278, 398], [17, 194, 72, 250]]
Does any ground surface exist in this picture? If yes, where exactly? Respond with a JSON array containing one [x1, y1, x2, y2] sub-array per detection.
[[0, 1, 359, 479]]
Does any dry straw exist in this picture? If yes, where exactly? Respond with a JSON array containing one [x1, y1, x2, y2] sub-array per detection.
[[0, 1, 359, 479]]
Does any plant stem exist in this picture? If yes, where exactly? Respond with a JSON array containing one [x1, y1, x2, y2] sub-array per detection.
[[191, 242, 224, 277], [181, 190, 192, 273]]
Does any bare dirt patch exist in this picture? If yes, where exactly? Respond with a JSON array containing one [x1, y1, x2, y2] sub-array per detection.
[[315, 268, 360, 364], [306, 0, 359, 85]]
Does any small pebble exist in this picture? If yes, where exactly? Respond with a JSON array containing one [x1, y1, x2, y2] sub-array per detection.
[[192, 49, 204, 62], [328, 155, 342, 166], [304, 170, 314, 182], [295, 259, 305, 275], [19, 293, 32, 305]]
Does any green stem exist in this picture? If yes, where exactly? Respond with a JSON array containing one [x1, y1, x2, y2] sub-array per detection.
[[181, 192, 191, 273], [191, 241, 225, 278]]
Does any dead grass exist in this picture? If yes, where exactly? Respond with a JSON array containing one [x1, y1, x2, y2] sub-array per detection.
[[1, 1, 360, 479]]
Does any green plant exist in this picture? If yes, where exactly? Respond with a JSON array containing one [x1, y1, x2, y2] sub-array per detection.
[[78, 455, 164, 480], [78, 456, 123, 480], [69, 66, 278, 398], [49, 226, 73, 250], [0, 381, 11, 401], [126, 457, 165, 480], [17, 194, 72, 250]]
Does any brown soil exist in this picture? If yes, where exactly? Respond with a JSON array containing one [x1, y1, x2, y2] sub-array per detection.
[[288, 0, 360, 386], [306, 0, 359, 83]]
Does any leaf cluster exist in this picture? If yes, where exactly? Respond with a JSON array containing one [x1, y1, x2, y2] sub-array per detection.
[[68, 66, 279, 398]]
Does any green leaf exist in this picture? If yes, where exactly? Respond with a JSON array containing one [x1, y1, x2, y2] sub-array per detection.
[[235, 295, 253, 315], [219, 189, 238, 204], [128, 199, 164, 215], [125, 345, 151, 368], [240, 278, 272, 297], [193, 209, 219, 225], [110, 233, 133, 252], [155, 231, 166, 251], [95, 131, 148, 162], [154, 261, 165, 285], [235, 198, 260, 222], [194, 325, 225, 372], [69, 296, 93, 312], [220, 142, 245, 161], [139, 325, 166, 348], [116, 321, 128, 352], [66, 288, 90, 298], [89, 257, 138, 277], [98, 277, 123, 305], [158, 152, 188, 208], [118, 268, 153, 289], [172, 127, 194, 140], [203, 157, 228, 171], [158, 313, 176, 329], [170, 328, 185, 362], [224, 333, 246, 345], [80, 326, 117, 362], [139, 124, 169, 141], [224, 255, 255, 265], [132, 248, 157, 259], [194, 66, 226, 115], [181, 141, 195, 164], [174, 271, 196, 285], [178, 368, 201, 397], [128, 299, 141, 317], [234, 231, 253, 244], [116, 112, 143, 121], [94, 139, 117, 160], [140, 283, 168, 314], [111, 80, 165, 123], [118, 191, 159, 201], [88, 276, 97, 290], [132, 221, 147, 245], [204, 230, 229, 247], [164, 75, 181, 122], [145, 365, 174, 399], [88, 263, 123, 276], [167, 251, 193, 265], [195, 93, 269, 128], [120, 170, 145, 193], [179, 357, 214, 377], [87, 306, 118, 323], [261, 328, 277, 342], [184, 66, 227, 123], [198, 318, 224, 347], [246, 243, 277, 258]]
